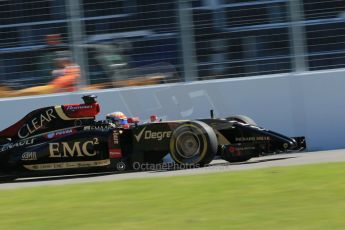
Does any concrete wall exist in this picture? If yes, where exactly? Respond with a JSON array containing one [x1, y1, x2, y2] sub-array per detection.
[[1, 69, 345, 151]]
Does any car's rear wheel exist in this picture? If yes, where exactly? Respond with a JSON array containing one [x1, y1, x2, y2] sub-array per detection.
[[226, 115, 257, 126], [170, 121, 218, 166]]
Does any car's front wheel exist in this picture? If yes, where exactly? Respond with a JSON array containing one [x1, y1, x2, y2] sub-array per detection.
[[170, 121, 218, 167]]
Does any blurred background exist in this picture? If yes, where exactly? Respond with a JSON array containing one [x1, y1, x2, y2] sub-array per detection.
[[0, 0, 345, 97]]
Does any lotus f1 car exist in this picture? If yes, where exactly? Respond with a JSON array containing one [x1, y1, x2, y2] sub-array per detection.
[[0, 95, 306, 179]]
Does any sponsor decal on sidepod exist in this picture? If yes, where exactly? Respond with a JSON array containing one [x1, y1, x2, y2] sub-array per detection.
[[134, 127, 172, 142], [45, 129, 75, 139], [18, 109, 56, 139], [1, 138, 35, 152], [21, 152, 37, 161]]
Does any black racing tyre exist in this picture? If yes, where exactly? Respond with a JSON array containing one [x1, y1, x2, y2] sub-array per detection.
[[225, 115, 257, 126], [169, 121, 218, 166]]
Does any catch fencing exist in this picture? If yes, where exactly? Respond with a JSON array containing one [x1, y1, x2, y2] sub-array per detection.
[[0, 0, 345, 93]]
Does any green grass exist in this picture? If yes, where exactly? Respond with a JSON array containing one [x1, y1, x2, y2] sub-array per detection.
[[0, 163, 344, 230]]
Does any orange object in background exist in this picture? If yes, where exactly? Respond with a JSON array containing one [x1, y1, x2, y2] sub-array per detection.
[[50, 65, 80, 92], [45, 34, 63, 45]]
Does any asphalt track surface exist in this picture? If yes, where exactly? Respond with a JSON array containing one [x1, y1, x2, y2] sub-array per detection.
[[1, 149, 345, 189]]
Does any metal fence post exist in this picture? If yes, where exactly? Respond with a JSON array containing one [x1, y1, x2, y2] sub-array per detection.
[[178, 0, 198, 82], [288, 0, 308, 72], [66, 0, 89, 87]]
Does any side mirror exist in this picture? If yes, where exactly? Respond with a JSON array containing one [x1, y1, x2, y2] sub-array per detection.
[[127, 117, 140, 124], [150, 115, 158, 122]]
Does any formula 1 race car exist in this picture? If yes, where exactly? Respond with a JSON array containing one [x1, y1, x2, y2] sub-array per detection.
[[0, 95, 306, 180]]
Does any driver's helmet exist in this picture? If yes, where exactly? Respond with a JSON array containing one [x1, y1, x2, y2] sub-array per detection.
[[106, 111, 128, 127]]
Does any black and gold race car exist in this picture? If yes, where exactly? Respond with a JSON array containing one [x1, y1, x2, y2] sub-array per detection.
[[0, 95, 306, 180]]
